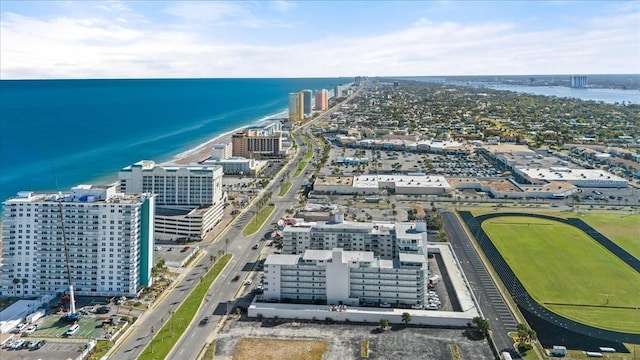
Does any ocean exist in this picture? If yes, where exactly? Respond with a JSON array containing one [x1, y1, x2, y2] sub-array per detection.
[[0, 78, 345, 202]]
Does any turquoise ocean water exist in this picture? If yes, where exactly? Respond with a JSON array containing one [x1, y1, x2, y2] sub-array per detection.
[[0, 78, 345, 202]]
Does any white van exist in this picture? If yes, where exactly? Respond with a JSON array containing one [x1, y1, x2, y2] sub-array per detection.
[[65, 324, 80, 336]]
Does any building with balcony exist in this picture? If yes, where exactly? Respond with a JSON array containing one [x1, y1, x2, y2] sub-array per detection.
[[263, 248, 427, 307], [282, 214, 429, 260], [118, 161, 225, 242], [1, 185, 155, 298], [232, 129, 284, 159]]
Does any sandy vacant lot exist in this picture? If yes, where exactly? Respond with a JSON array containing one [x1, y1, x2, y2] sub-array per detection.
[[233, 338, 328, 360], [216, 319, 493, 360]]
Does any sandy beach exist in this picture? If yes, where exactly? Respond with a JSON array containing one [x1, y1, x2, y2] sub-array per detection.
[[171, 132, 235, 165]]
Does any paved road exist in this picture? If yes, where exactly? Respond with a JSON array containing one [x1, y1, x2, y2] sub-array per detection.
[[109, 89, 360, 360], [441, 211, 519, 356]]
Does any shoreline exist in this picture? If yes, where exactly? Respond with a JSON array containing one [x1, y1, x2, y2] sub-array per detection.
[[168, 108, 288, 165]]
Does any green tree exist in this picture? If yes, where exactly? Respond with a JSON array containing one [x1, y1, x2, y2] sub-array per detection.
[[472, 316, 490, 339], [401, 312, 411, 325]]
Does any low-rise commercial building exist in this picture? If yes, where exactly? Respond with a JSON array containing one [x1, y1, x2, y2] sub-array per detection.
[[314, 175, 452, 195]]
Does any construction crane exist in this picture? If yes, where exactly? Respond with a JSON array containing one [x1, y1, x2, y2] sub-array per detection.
[[59, 200, 79, 322]]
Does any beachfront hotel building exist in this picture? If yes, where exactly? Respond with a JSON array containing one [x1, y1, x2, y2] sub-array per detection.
[[266, 216, 430, 306], [211, 143, 232, 160], [118, 161, 225, 242], [232, 129, 284, 159], [302, 89, 313, 115], [315, 89, 329, 111], [1, 185, 155, 298]]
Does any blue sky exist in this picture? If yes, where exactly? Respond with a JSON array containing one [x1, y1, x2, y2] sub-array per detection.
[[1, 1, 638, 78]]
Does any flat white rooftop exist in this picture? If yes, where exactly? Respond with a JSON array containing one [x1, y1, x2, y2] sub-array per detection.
[[353, 175, 452, 189], [264, 254, 300, 266], [517, 167, 627, 183]]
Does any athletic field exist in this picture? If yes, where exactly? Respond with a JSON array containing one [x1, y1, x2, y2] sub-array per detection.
[[482, 216, 640, 333], [576, 213, 640, 260]]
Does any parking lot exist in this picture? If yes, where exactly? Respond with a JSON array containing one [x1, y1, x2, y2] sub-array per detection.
[[2, 338, 85, 360], [319, 145, 504, 179]]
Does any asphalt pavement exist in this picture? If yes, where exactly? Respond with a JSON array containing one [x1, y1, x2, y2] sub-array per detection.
[[441, 211, 520, 357]]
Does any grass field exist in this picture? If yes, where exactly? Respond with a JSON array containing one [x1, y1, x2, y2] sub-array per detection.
[[233, 338, 328, 360], [482, 216, 640, 333], [278, 182, 292, 197], [294, 161, 308, 177], [575, 213, 640, 260], [242, 205, 275, 236]]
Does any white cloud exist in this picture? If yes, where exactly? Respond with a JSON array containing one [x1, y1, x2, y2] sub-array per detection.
[[1, 4, 638, 79], [270, 1, 296, 12]]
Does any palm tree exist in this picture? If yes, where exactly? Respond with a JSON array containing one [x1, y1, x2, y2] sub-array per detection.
[[12, 278, 20, 296], [21, 278, 28, 294], [379, 319, 389, 330]]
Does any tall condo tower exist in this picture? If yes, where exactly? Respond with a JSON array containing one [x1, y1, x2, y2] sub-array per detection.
[[334, 85, 342, 99], [1, 185, 156, 298], [302, 89, 312, 115], [570, 75, 587, 88], [297, 92, 304, 122], [315, 89, 329, 110], [288, 92, 299, 123]]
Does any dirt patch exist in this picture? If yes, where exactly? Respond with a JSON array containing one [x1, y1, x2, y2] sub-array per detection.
[[233, 338, 328, 360]]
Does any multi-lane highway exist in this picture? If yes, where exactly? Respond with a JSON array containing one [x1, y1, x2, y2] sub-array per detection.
[[109, 91, 357, 360]]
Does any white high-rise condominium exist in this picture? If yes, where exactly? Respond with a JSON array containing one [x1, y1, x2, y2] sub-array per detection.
[[1, 185, 156, 298], [119, 161, 225, 242]]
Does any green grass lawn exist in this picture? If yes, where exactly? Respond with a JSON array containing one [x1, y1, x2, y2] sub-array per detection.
[[294, 161, 308, 177], [138, 254, 231, 360], [304, 149, 314, 161], [278, 182, 292, 197], [575, 213, 640, 259], [482, 216, 640, 333], [89, 340, 114, 360], [242, 205, 275, 236]]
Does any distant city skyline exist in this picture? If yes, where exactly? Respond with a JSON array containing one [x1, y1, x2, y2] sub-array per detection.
[[1, 0, 638, 79]]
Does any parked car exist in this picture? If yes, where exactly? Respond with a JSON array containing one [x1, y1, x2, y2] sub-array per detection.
[[96, 306, 111, 314], [24, 324, 38, 335], [12, 323, 27, 334], [244, 279, 253, 286], [32, 339, 47, 350], [379, 303, 391, 308]]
